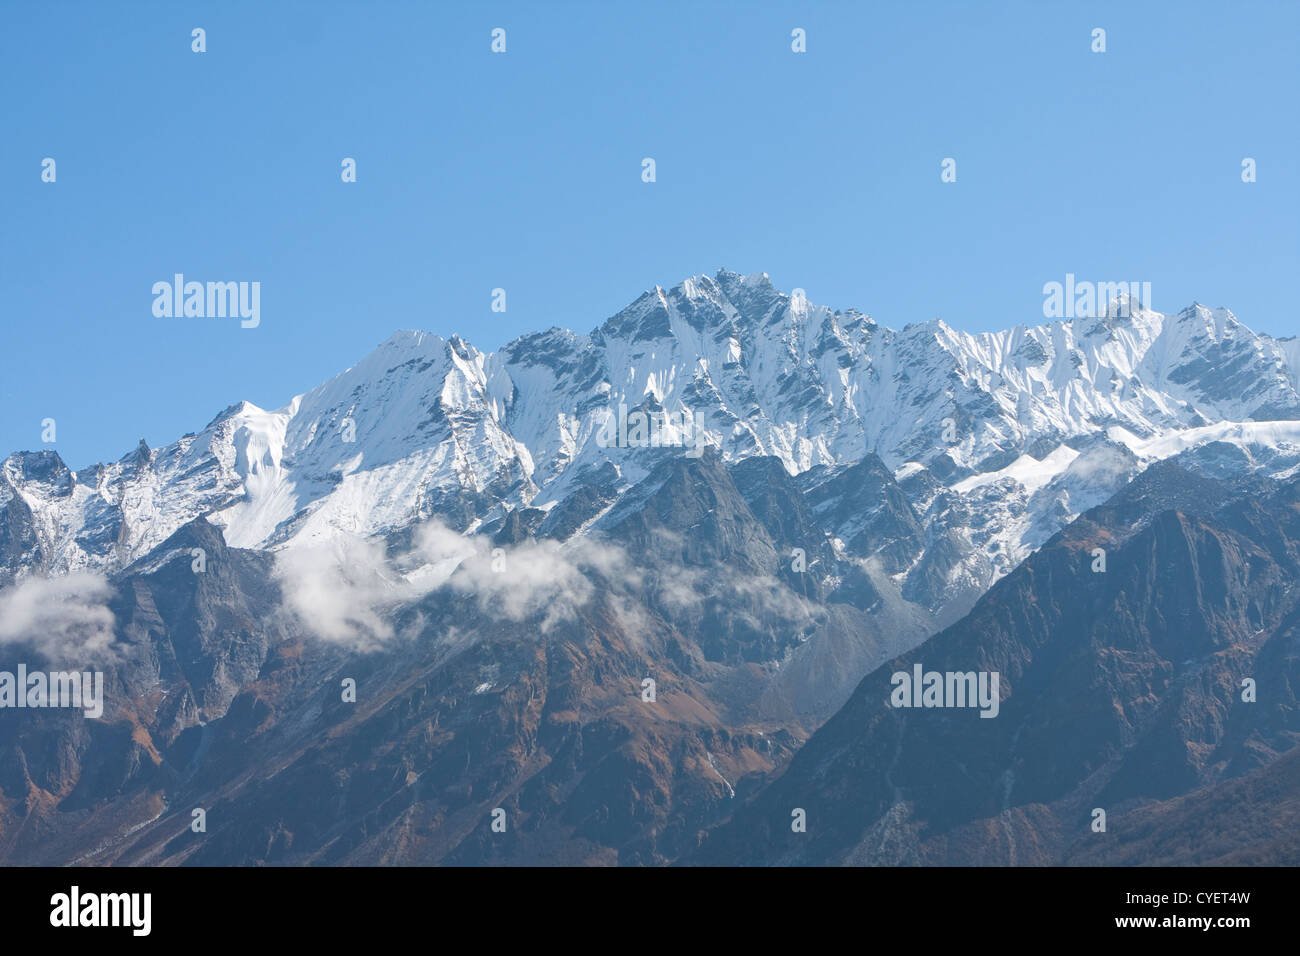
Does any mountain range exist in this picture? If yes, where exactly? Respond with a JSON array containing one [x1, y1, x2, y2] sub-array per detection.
[[2, 270, 1299, 865]]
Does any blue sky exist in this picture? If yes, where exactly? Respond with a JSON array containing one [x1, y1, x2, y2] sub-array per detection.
[[3, 0, 1297, 469]]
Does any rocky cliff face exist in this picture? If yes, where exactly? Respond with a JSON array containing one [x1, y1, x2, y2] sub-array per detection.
[[6, 272, 1300, 617], [0, 450, 930, 865], [691, 466, 1300, 866], [3, 272, 1300, 866]]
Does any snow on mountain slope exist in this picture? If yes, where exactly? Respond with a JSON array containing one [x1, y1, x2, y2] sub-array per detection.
[[491, 277, 1300, 493], [3, 270, 1299, 608], [953, 445, 1082, 496], [209, 331, 536, 549], [0, 332, 537, 582], [1108, 419, 1300, 467]]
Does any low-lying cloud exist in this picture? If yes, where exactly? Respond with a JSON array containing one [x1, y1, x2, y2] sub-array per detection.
[[273, 535, 408, 652], [274, 519, 835, 656], [273, 521, 630, 652], [0, 571, 117, 662]]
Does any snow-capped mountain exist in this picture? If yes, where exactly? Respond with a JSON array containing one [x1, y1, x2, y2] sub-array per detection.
[[7, 269, 1300, 869], [5, 269, 1300, 613]]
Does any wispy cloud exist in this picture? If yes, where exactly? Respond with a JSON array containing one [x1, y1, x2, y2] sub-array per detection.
[[272, 535, 410, 652], [274, 519, 832, 656], [273, 521, 631, 652], [411, 522, 599, 627], [0, 571, 117, 663]]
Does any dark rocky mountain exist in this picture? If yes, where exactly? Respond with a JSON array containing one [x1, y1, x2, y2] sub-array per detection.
[[0, 451, 925, 865], [690, 467, 1300, 865], [5, 439, 1299, 867], [5, 274, 1300, 867]]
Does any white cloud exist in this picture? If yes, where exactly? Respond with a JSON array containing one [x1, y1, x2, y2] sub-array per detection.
[[272, 535, 410, 652], [0, 571, 117, 662], [274, 518, 826, 655], [274, 521, 633, 651], [412, 523, 600, 627]]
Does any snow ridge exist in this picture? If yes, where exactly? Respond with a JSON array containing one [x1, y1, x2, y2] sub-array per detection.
[[3, 270, 1298, 587]]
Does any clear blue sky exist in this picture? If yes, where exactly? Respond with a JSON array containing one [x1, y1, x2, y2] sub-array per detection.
[[3, 0, 1297, 469]]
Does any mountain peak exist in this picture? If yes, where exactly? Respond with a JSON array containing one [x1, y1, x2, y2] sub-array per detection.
[[5, 269, 1295, 590], [375, 329, 444, 353]]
